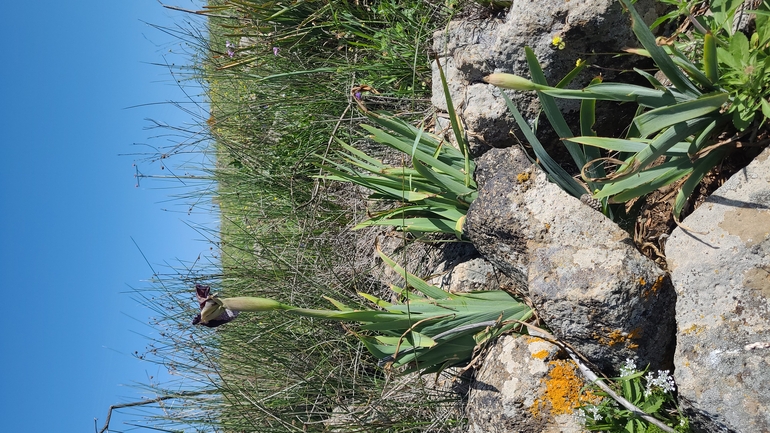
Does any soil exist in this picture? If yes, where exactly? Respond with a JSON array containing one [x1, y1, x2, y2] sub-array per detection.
[[633, 133, 769, 270]]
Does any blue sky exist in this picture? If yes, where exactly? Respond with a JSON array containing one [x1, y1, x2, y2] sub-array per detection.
[[0, 1, 215, 431]]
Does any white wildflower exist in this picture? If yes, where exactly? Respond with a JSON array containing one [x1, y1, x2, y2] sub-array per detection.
[[587, 405, 603, 421], [620, 358, 637, 377], [644, 369, 676, 396], [575, 409, 587, 425]]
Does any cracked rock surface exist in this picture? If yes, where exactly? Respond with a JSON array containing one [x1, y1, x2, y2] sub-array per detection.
[[666, 147, 770, 433], [464, 147, 676, 373]]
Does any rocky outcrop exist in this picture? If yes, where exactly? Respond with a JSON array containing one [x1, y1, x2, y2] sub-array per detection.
[[428, 256, 519, 294], [415, 2, 770, 432], [464, 147, 676, 373], [466, 335, 586, 433], [665, 147, 770, 433], [431, 0, 660, 154]]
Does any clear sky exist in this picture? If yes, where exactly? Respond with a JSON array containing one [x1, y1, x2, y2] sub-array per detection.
[[0, 1, 216, 431]]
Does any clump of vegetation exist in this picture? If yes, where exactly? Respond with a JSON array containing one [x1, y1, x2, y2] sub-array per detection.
[[323, 61, 476, 241], [579, 359, 690, 432], [195, 241, 533, 375], [486, 0, 770, 221], [118, 0, 484, 432], [119, 0, 769, 432]]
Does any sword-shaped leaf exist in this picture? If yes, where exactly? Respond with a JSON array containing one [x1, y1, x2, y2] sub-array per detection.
[[633, 93, 728, 138], [376, 246, 451, 299]]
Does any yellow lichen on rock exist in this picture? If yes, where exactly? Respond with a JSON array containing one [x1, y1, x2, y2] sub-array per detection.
[[641, 275, 666, 299], [530, 360, 585, 419], [595, 327, 642, 349]]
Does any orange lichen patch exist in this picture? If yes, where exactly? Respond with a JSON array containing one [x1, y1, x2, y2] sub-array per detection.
[[638, 277, 647, 286], [627, 328, 642, 349], [596, 327, 642, 349], [651, 275, 665, 293], [641, 275, 666, 299], [628, 327, 642, 339], [532, 349, 550, 360], [530, 360, 585, 419], [607, 329, 626, 346], [517, 172, 531, 183], [524, 335, 545, 344]]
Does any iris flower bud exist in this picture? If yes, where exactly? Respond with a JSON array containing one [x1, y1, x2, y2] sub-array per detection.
[[193, 285, 292, 327], [483, 73, 541, 91]]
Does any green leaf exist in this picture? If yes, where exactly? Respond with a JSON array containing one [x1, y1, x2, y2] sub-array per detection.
[[359, 335, 398, 360], [359, 217, 457, 234], [751, 3, 770, 46], [667, 45, 715, 90], [688, 118, 723, 154], [323, 296, 353, 311], [525, 47, 584, 169], [412, 158, 476, 198], [629, 48, 714, 90], [367, 113, 447, 153], [361, 124, 470, 183], [436, 58, 472, 187], [729, 31, 750, 65], [633, 93, 729, 138], [619, 0, 701, 97], [620, 115, 718, 177], [555, 58, 590, 89], [541, 81, 685, 108], [568, 136, 690, 155], [500, 92, 586, 198], [376, 247, 451, 299], [358, 292, 393, 309], [323, 170, 435, 201], [593, 157, 693, 201], [611, 165, 691, 203], [673, 148, 727, 219], [711, 0, 745, 32], [761, 98, 770, 119], [639, 394, 665, 414], [288, 307, 405, 323], [337, 140, 386, 168], [403, 331, 437, 348], [717, 46, 742, 71]]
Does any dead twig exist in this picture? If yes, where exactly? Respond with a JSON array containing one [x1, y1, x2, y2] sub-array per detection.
[[513, 321, 678, 433], [96, 389, 217, 433]]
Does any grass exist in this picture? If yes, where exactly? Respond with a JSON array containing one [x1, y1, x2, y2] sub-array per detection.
[[124, 0, 474, 432], [117, 1, 770, 431]]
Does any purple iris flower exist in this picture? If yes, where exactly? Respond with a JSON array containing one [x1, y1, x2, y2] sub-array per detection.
[[354, 91, 362, 100], [225, 41, 235, 58], [273, 46, 279, 56], [192, 284, 239, 327]]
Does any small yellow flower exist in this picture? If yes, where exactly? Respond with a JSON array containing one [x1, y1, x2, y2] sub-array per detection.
[[551, 35, 566, 50], [576, 58, 585, 67]]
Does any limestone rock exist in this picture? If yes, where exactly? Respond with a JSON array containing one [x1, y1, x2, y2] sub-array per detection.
[[432, 0, 659, 153], [466, 334, 586, 433], [428, 256, 519, 294], [473, 145, 533, 191], [465, 146, 676, 372], [666, 147, 770, 433]]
